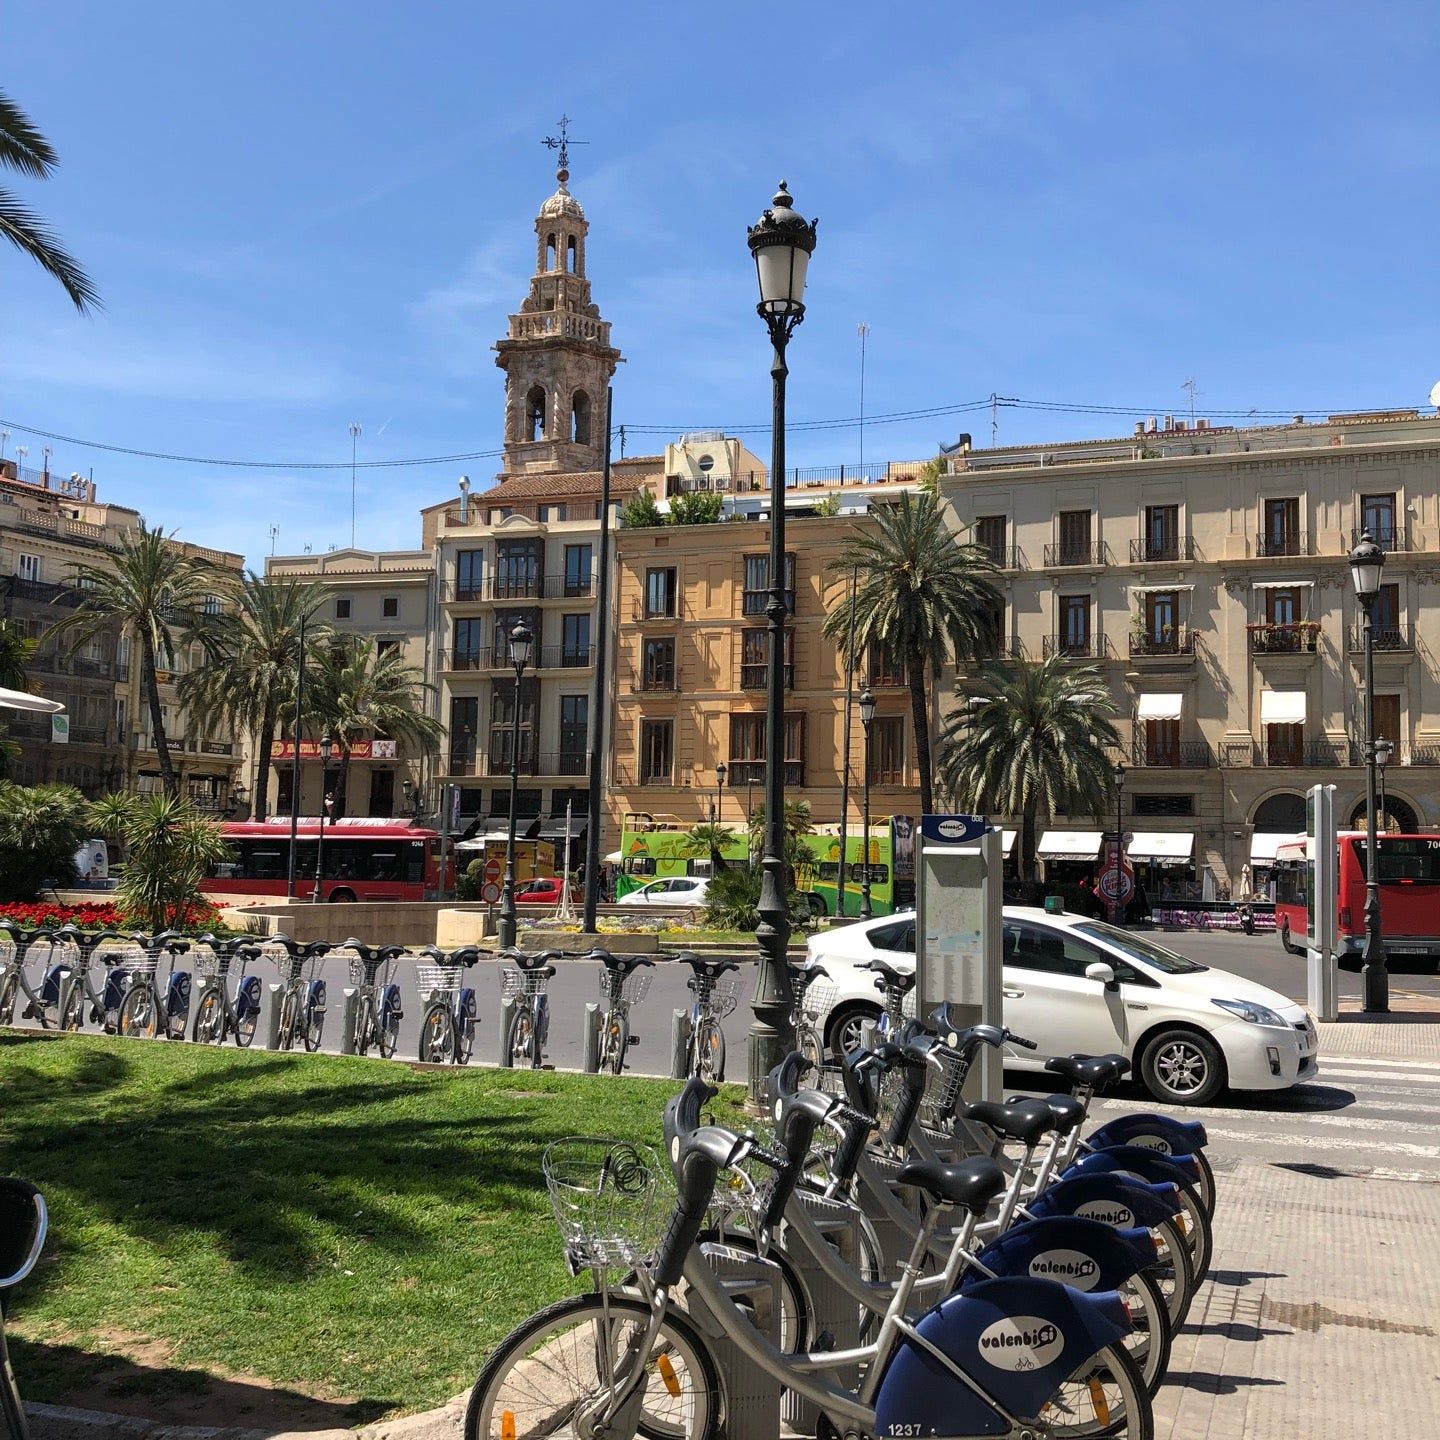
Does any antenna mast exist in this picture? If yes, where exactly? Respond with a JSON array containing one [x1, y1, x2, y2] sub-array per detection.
[[857, 322, 870, 472]]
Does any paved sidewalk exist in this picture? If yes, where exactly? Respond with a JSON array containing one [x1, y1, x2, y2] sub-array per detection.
[[1155, 1158, 1440, 1437], [1319, 1006, 1440, 1061]]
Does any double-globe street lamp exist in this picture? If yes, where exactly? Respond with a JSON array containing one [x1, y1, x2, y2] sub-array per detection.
[[714, 761, 727, 824], [311, 733, 334, 903], [497, 620, 535, 950], [858, 687, 876, 919], [744, 180, 818, 1100], [1349, 529, 1388, 1013]]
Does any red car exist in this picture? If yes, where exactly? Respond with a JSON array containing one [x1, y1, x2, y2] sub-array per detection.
[[514, 877, 582, 906]]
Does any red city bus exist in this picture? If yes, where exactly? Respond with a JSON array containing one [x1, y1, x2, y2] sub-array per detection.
[[204, 818, 440, 903], [1272, 831, 1440, 970]]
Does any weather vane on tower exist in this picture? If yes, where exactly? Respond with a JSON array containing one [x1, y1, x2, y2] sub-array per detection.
[[542, 114, 587, 183]]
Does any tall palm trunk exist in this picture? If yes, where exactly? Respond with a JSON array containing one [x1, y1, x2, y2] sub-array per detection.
[[336, 747, 352, 819], [906, 641, 934, 816], [140, 630, 179, 797], [253, 702, 277, 821], [1021, 803, 1039, 886]]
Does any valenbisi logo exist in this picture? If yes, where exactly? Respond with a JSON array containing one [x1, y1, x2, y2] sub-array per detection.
[[1075, 1200, 1134, 1227], [977, 1316, 1063, 1372], [937, 818, 969, 839], [1028, 1249, 1100, 1290], [1130, 1134, 1173, 1153]]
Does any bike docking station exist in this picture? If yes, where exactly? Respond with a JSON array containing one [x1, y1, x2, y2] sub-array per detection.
[[1305, 783, 1340, 1022], [263, 981, 285, 1050], [669, 1007, 692, 1079], [582, 999, 604, 1072], [338, 984, 362, 1055]]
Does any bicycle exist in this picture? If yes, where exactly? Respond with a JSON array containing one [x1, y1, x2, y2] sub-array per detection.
[[789, 959, 835, 1071], [499, 947, 556, 1069], [48, 925, 146, 1034], [593, 949, 654, 1076], [117, 933, 194, 1040], [416, 946, 481, 1064], [191, 935, 264, 1047], [0, 1176, 46, 1440], [0, 925, 74, 1031], [676, 951, 740, 1082], [267, 935, 332, 1052], [338, 939, 406, 1058]]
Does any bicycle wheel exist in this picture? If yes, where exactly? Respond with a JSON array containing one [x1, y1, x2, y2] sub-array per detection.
[[1116, 1269, 1172, 1399], [458, 1011, 476, 1066], [353, 995, 374, 1056], [796, 1021, 823, 1072], [60, 978, 85, 1032], [0, 972, 18, 1026], [419, 1001, 456, 1064], [507, 1006, 535, 1068], [464, 1292, 720, 1440], [1191, 1147, 1216, 1220], [304, 998, 324, 1053], [193, 987, 225, 1045], [607, 1016, 629, 1076], [118, 982, 160, 1039], [1148, 1217, 1197, 1329], [235, 998, 258, 1049], [378, 994, 401, 1059], [1175, 1180, 1213, 1283], [1038, 1340, 1152, 1439], [696, 1230, 809, 1353], [696, 1020, 724, 1084], [277, 988, 298, 1051]]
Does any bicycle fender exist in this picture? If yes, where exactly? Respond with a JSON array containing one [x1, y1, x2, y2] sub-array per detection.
[[236, 975, 262, 1018], [874, 1277, 1131, 1437], [381, 982, 403, 1019], [1029, 1172, 1181, 1228], [307, 978, 327, 1012], [459, 987, 476, 1019], [1086, 1113, 1208, 1156], [166, 971, 192, 1015], [962, 1216, 1156, 1294], [1067, 1145, 1201, 1191], [41, 964, 69, 1007]]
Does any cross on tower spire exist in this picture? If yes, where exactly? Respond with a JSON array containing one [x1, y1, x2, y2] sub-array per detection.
[[542, 114, 588, 183]]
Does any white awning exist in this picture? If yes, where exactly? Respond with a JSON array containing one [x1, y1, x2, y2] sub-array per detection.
[[1037, 830, 1103, 861], [1000, 829, 1018, 856], [604, 850, 623, 864], [1128, 832, 1195, 861], [1260, 690, 1307, 724], [0, 687, 64, 714], [1253, 579, 1314, 590], [1136, 693, 1184, 721], [1250, 832, 1299, 863], [1126, 584, 1195, 595]]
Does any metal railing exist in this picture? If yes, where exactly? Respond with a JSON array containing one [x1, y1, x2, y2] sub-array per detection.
[[1043, 540, 1107, 567], [975, 636, 1028, 663], [1348, 624, 1413, 652], [740, 662, 794, 690], [1223, 738, 1354, 768], [446, 575, 596, 602], [3, 576, 86, 608], [978, 544, 1024, 570], [441, 645, 595, 671], [1129, 629, 1196, 658], [1350, 526, 1410, 553], [1129, 535, 1196, 563], [1129, 739, 1212, 768], [1042, 633, 1109, 660], [1255, 530, 1309, 558], [1248, 622, 1319, 654], [445, 750, 590, 779]]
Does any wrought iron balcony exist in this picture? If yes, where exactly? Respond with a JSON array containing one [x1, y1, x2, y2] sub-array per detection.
[[1042, 633, 1109, 660], [1129, 629, 1196, 658], [446, 574, 596, 602], [1348, 623, 1413, 652], [1255, 530, 1309, 558], [1129, 535, 1196, 563], [978, 543, 1024, 570], [1226, 737, 1354, 768], [1248, 622, 1319, 654], [1043, 540, 1107, 568], [1350, 526, 1410, 553], [740, 662, 794, 690], [1130, 739, 1212, 768]]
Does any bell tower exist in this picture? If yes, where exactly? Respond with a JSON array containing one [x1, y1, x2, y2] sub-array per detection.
[[495, 132, 620, 476]]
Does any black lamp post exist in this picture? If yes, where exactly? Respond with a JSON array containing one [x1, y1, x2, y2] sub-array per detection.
[[1350, 529, 1388, 1012], [745, 180, 818, 1100], [312, 733, 333, 903], [497, 619, 534, 950], [859, 687, 876, 920], [714, 761, 727, 824], [1377, 739, 1393, 831], [1112, 760, 1127, 924]]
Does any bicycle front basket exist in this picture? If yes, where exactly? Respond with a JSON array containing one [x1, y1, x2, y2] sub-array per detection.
[[543, 1137, 673, 1271]]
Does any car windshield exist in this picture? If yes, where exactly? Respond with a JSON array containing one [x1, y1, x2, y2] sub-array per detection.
[[1072, 921, 1208, 975]]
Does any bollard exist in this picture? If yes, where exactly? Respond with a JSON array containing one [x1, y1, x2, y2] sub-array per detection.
[[581, 1002, 602, 1073], [497, 996, 516, 1067], [670, 1008, 693, 1079], [338, 988, 360, 1055], [264, 983, 284, 1050]]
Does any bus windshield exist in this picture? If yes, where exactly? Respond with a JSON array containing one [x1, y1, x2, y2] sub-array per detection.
[[1349, 836, 1440, 883]]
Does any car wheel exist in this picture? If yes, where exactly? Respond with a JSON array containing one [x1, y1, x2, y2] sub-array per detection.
[[805, 892, 827, 918], [827, 1002, 882, 1065], [1279, 920, 1300, 956], [1139, 1028, 1226, 1107]]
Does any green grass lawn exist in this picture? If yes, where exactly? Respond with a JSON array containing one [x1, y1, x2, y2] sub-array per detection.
[[0, 1033, 743, 1418]]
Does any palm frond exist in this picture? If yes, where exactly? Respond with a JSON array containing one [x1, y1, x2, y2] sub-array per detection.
[[0, 90, 58, 177], [0, 188, 100, 312]]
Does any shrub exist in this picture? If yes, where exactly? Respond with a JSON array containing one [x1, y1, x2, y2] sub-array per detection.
[[668, 490, 723, 526], [0, 781, 89, 902], [456, 858, 484, 901], [620, 489, 664, 529], [101, 792, 231, 933], [702, 865, 813, 932]]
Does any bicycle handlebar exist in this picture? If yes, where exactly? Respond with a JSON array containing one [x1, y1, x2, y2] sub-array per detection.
[[673, 950, 738, 978], [339, 938, 408, 964]]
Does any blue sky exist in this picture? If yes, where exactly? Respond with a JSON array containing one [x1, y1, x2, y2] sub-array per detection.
[[5, 2, 1440, 567]]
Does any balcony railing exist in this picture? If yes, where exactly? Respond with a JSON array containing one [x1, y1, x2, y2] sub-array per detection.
[[441, 645, 595, 672], [978, 544, 1024, 570], [740, 662, 794, 690], [1348, 623, 1413, 652], [3, 576, 86, 608], [1043, 540, 1107, 567], [1130, 739, 1212, 768], [1223, 738, 1353, 768], [3, 714, 108, 744], [1129, 629, 1196, 658], [975, 636, 1028, 663], [723, 759, 805, 788], [445, 750, 590, 778], [866, 765, 907, 786], [1129, 535, 1196, 563], [741, 589, 797, 618], [1042, 633, 1109, 660], [1350, 526, 1410, 553], [1248, 622, 1319, 654], [447, 575, 597, 602], [635, 665, 679, 692], [1255, 530, 1309, 558]]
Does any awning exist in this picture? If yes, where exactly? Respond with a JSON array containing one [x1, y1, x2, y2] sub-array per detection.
[[1260, 690, 1307, 724], [1253, 579, 1314, 590], [1126, 584, 1195, 595], [1251, 832, 1299, 863], [457, 826, 521, 849], [604, 850, 623, 865], [1136, 693, 1184, 721], [1128, 832, 1195, 862], [0, 687, 64, 714], [1000, 829, 1018, 856], [538, 815, 588, 841], [1037, 830, 1103, 861]]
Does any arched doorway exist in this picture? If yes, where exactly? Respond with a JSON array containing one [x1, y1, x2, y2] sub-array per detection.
[[1347, 795, 1418, 834], [1253, 793, 1305, 833]]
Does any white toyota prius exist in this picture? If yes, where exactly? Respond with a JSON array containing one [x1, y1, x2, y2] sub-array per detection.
[[806, 906, 1319, 1106]]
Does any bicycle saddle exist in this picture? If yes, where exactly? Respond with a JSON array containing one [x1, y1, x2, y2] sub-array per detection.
[[960, 1097, 1058, 1147], [894, 1157, 1007, 1215], [862, 957, 914, 991], [1025, 1093, 1088, 1135], [0, 1177, 46, 1292], [1045, 1054, 1130, 1088]]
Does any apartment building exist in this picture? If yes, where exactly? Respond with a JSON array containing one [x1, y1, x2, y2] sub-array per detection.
[[939, 408, 1440, 891], [0, 459, 245, 806]]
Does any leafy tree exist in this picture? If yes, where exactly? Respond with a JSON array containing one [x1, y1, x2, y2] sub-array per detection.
[[102, 791, 230, 931], [937, 656, 1121, 882], [181, 573, 330, 820], [0, 89, 100, 311], [823, 491, 1002, 815], [620, 488, 664, 528], [701, 863, 814, 933], [0, 620, 36, 690], [0, 781, 89, 901], [307, 636, 442, 816], [668, 490, 723, 525], [46, 522, 220, 796], [679, 822, 740, 872]]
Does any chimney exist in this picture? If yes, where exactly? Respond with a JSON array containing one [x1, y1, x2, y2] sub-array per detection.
[[457, 474, 471, 523], [1176, 419, 1187, 432], [1134, 421, 1145, 436], [1163, 414, 1174, 431], [1146, 416, 1157, 433]]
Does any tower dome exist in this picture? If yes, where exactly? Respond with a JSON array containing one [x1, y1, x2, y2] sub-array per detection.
[[538, 168, 585, 221]]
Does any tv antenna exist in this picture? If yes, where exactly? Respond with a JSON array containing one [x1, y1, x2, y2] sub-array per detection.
[[857, 323, 870, 471], [1181, 377, 1199, 422], [542, 115, 588, 177], [269, 524, 279, 555], [989, 392, 1017, 447]]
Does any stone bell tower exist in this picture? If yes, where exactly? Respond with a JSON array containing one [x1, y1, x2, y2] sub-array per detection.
[[495, 149, 621, 476]]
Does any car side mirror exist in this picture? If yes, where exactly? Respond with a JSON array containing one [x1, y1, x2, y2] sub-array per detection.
[[1085, 961, 1119, 991]]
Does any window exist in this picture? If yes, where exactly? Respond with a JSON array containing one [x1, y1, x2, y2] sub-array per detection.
[[1133, 793, 1194, 817], [202, 594, 221, 616], [642, 637, 676, 690], [449, 696, 479, 770], [493, 608, 541, 661], [1373, 582, 1401, 645], [1361, 493, 1396, 548], [867, 716, 905, 784], [1143, 590, 1179, 651], [496, 539, 543, 598], [559, 695, 588, 771], [1004, 920, 1108, 979], [382, 597, 399, 619], [867, 919, 916, 955], [742, 553, 796, 616], [1057, 510, 1092, 565], [335, 598, 351, 619], [16, 553, 40, 583], [564, 544, 593, 596], [729, 712, 805, 787], [741, 628, 794, 689], [1143, 505, 1180, 562], [1262, 497, 1301, 556], [645, 567, 678, 618], [1266, 586, 1300, 626], [453, 617, 484, 667], [571, 391, 591, 446], [1059, 595, 1092, 655], [976, 598, 1006, 659], [526, 385, 547, 442], [561, 613, 591, 666], [1373, 694, 1401, 746], [541, 504, 567, 523], [974, 516, 1007, 566], [867, 638, 905, 686], [640, 720, 674, 784], [490, 679, 537, 773], [1143, 717, 1180, 765], [367, 769, 395, 818], [490, 787, 542, 818], [456, 550, 484, 600], [1265, 723, 1304, 766], [377, 638, 399, 657]]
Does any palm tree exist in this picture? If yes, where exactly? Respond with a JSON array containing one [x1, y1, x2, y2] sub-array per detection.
[[307, 636, 442, 816], [1, 89, 100, 312], [823, 491, 1002, 815], [180, 574, 330, 820], [0, 619, 37, 690], [680, 821, 740, 873], [46, 522, 219, 796], [937, 655, 1121, 883]]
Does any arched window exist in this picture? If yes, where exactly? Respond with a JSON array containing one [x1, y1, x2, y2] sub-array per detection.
[[1253, 793, 1306, 834], [571, 390, 591, 446], [1348, 796, 1418, 834], [545, 234, 557, 271], [566, 235, 577, 273], [526, 385, 547, 442]]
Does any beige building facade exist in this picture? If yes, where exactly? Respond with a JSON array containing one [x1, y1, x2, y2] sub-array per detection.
[[939, 409, 1440, 892]]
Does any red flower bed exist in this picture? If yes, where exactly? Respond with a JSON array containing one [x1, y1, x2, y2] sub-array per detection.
[[0, 899, 224, 933]]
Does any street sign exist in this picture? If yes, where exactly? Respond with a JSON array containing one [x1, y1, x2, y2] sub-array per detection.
[[481, 881, 501, 904], [484, 857, 503, 885]]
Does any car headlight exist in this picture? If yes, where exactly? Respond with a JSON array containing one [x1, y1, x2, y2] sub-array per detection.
[[1211, 998, 1286, 1027]]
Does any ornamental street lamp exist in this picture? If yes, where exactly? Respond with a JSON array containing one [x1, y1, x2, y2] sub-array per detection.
[[312, 733, 334, 903], [859, 688, 876, 920], [1377, 739, 1394, 831], [1350, 529, 1388, 1012], [745, 179, 818, 1100], [1112, 759, 1127, 925], [714, 761, 727, 824], [498, 620, 534, 950]]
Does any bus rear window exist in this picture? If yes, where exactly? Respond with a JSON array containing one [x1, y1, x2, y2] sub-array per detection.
[[1351, 837, 1440, 883]]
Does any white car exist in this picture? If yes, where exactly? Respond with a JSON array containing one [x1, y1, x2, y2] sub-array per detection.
[[806, 906, 1318, 1106], [616, 877, 711, 912]]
